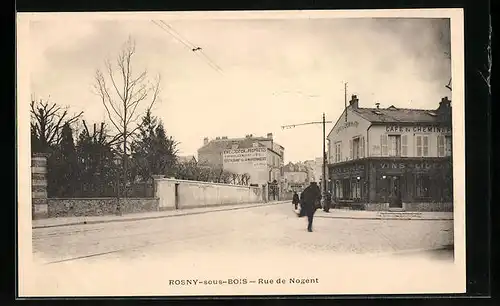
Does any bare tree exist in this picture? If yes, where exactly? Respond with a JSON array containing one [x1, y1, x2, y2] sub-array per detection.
[[30, 98, 83, 153], [93, 36, 161, 188]]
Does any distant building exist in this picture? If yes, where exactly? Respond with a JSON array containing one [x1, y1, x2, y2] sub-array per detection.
[[304, 157, 325, 184], [176, 155, 197, 164], [326, 95, 453, 211], [283, 162, 308, 192], [197, 134, 285, 197]]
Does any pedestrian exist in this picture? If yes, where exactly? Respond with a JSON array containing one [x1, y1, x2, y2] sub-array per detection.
[[299, 182, 322, 232], [323, 190, 332, 213], [292, 191, 300, 210]]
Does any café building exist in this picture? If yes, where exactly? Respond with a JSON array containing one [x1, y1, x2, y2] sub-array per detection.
[[326, 95, 453, 211]]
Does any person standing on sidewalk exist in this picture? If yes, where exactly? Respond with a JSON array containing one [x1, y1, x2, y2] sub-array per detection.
[[323, 190, 332, 213], [292, 191, 300, 210], [299, 182, 322, 232]]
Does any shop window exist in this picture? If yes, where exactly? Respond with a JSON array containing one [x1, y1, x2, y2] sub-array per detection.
[[415, 175, 431, 198], [351, 179, 361, 199], [334, 180, 342, 199], [416, 135, 429, 157]]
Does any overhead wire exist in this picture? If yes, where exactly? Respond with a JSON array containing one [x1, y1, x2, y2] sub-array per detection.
[[151, 20, 223, 75], [158, 20, 224, 73]]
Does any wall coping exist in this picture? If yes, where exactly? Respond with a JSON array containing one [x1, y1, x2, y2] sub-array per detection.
[[154, 178, 261, 189], [32, 153, 51, 158], [48, 197, 159, 200]]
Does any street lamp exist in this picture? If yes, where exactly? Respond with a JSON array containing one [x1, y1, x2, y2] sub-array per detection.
[[113, 155, 122, 216]]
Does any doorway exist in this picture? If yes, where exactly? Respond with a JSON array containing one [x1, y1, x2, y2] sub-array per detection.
[[388, 176, 403, 208]]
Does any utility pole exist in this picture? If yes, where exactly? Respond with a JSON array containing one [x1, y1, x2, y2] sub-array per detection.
[[322, 113, 327, 196], [281, 115, 333, 197]]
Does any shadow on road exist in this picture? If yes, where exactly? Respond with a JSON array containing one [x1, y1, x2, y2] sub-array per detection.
[[394, 245, 454, 261]]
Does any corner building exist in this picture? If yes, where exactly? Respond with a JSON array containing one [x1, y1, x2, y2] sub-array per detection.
[[326, 95, 453, 212]]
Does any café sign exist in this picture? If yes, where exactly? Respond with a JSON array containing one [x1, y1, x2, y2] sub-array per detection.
[[331, 164, 365, 174], [336, 121, 359, 134], [385, 125, 451, 133], [378, 161, 449, 170]]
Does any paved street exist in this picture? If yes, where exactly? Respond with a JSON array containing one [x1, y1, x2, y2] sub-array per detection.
[[26, 202, 459, 296], [33, 202, 453, 264]]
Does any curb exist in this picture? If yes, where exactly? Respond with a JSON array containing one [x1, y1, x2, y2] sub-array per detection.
[[315, 215, 453, 221], [33, 201, 289, 229], [374, 245, 455, 257]]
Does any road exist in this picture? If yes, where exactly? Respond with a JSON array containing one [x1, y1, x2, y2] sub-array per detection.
[[27, 203, 458, 296], [33, 202, 453, 263]]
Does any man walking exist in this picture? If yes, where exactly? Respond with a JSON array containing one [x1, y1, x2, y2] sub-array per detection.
[[299, 182, 322, 232]]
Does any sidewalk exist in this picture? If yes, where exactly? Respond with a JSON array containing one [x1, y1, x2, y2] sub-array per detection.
[[32, 201, 289, 229], [314, 208, 453, 221]]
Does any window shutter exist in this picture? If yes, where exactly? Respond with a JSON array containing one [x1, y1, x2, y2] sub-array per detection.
[[437, 135, 445, 157], [380, 135, 388, 156], [340, 143, 343, 161], [360, 136, 365, 158], [349, 139, 353, 159], [416, 135, 422, 157], [401, 135, 408, 156], [423, 136, 429, 156]]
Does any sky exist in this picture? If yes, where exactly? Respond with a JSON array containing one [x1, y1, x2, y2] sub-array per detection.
[[27, 13, 451, 163]]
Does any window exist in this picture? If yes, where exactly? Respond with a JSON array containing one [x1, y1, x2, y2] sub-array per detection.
[[415, 175, 431, 198], [380, 135, 388, 156], [388, 135, 401, 157], [416, 135, 429, 157], [335, 142, 342, 162], [342, 179, 351, 199], [350, 137, 364, 160], [353, 137, 360, 159]]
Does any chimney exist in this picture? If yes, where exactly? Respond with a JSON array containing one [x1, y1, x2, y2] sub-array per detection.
[[203, 137, 209, 145], [349, 95, 359, 109], [437, 96, 451, 110], [267, 133, 273, 139]]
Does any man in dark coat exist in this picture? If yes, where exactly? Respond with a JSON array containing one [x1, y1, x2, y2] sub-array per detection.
[[299, 182, 322, 232], [292, 191, 300, 210]]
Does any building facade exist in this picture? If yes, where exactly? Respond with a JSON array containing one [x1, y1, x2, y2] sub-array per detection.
[[198, 133, 285, 199], [283, 162, 309, 192], [326, 95, 453, 211]]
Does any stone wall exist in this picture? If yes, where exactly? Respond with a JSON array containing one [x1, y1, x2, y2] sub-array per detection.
[[155, 178, 264, 210], [364, 202, 453, 212], [31, 153, 49, 219], [47, 198, 159, 217]]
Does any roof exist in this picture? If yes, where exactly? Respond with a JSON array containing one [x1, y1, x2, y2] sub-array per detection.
[[353, 107, 451, 124], [197, 138, 267, 152]]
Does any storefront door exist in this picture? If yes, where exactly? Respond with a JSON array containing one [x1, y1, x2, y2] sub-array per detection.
[[388, 176, 403, 208]]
